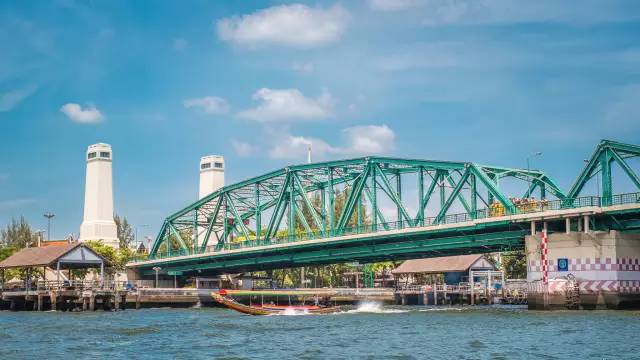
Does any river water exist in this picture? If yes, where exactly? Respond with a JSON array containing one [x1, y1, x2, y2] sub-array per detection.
[[1, 304, 638, 359]]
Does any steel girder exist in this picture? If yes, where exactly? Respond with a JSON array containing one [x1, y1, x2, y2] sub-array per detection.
[[148, 156, 563, 259], [568, 140, 640, 202]]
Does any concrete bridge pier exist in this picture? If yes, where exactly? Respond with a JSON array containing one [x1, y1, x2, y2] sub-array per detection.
[[527, 229, 640, 310]]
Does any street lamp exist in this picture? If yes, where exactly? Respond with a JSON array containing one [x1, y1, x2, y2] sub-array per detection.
[[526, 152, 543, 197], [153, 266, 162, 288], [43, 212, 55, 241]]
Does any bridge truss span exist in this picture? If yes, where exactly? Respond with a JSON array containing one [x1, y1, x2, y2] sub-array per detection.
[[148, 156, 567, 260]]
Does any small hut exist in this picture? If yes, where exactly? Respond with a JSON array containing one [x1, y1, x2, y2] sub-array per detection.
[[392, 254, 499, 286], [0, 242, 109, 289]]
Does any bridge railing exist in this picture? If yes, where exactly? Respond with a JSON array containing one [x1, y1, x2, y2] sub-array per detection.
[[137, 192, 640, 262]]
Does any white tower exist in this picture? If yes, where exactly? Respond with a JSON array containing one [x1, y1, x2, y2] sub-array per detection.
[[199, 155, 225, 199], [79, 143, 119, 248]]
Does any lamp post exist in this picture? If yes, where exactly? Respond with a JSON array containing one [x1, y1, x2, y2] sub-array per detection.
[[526, 152, 542, 197], [43, 213, 55, 242], [153, 266, 161, 288]]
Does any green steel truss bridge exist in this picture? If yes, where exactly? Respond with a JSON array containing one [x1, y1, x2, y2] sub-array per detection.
[[130, 140, 640, 276]]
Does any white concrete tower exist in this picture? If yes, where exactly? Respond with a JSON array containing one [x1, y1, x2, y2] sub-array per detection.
[[79, 143, 119, 248], [199, 155, 225, 199]]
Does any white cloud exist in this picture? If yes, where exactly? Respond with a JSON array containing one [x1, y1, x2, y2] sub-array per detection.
[[60, 103, 104, 123], [0, 85, 37, 112], [217, 4, 349, 48], [369, 0, 425, 11], [237, 88, 334, 122], [268, 124, 396, 159], [269, 135, 337, 159], [341, 125, 395, 155], [231, 139, 258, 157], [183, 96, 230, 115], [173, 38, 188, 51], [604, 84, 640, 132], [0, 198, 36, 211], [375, 41, 539, 72], [292, 61, 315, 74], [420, 0, 640, 26]]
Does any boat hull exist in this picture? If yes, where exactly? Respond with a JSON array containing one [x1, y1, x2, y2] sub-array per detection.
[[211, 292, 341, 315]]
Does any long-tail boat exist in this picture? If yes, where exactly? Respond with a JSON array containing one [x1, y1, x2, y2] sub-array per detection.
[[211, 290, 342, 315]]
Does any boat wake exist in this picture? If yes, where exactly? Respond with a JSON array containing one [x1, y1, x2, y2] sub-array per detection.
[[271, 308, 311, 316], [344, 301, 409, 314]]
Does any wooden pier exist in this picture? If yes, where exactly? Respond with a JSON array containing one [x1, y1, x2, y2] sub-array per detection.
[[394, 282, 527, 306], [1, 280, 128, 312]]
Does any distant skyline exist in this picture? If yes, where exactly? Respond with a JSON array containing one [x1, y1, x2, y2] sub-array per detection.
[[1, 1, 640, 240]]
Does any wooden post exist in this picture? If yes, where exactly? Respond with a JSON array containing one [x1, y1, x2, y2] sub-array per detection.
[[114, 293, 120, 311], [50, 291, 57, 311], [433, 283, 437, 305], [37, 294, 43, 311], [89, 295, 95, 311], [443, 285, 448, 305], [423, 292, 428, 306], [135, 294, 141, 310], [82, 297, 88, 311], [470, 272, 475, 305]]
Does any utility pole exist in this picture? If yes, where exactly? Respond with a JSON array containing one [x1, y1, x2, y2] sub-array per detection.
[[43, 213, 55, 242]]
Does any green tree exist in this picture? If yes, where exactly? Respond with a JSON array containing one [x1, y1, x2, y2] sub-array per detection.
[[114, 215, 134, 249], [1, 217, 39, 248], [84, 240, 133, 272], [501, 251, 527, 279], [0, 246, 18, 262]]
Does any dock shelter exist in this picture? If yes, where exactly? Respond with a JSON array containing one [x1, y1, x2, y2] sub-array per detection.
[[0, 242, 108, 289], [392, 254, 501, 286]]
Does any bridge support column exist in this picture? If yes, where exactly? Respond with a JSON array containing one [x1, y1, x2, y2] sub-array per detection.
[[526, 230, 640, 310], [583, 215, 590, 233], [531, 221, 536, 236], [565, 218, 571, 234]]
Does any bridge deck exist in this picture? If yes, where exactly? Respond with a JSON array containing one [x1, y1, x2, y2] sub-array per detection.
[[128, 199, 640, 275]]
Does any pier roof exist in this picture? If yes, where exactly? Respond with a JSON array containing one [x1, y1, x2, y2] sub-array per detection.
[[0, 243, 108, 269], [391, 255, 494, 275]]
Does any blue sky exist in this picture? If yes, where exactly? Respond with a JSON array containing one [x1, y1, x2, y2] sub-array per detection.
[[1, 0, 640, 240]]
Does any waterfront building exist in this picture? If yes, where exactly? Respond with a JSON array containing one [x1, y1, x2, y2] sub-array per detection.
[[79, 143, 119, 248], [392, 254, 500, 286]]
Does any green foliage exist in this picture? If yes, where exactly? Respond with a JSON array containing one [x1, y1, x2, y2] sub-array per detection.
[[501, 251, 527, 279], [1, 216, 39, 248], [114, 214, 135, 249], [0, 246, 18, 262], [84, 240, 133, 272]]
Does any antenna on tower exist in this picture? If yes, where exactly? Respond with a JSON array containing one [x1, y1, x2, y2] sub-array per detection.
[[307, 144, 312, 164]]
